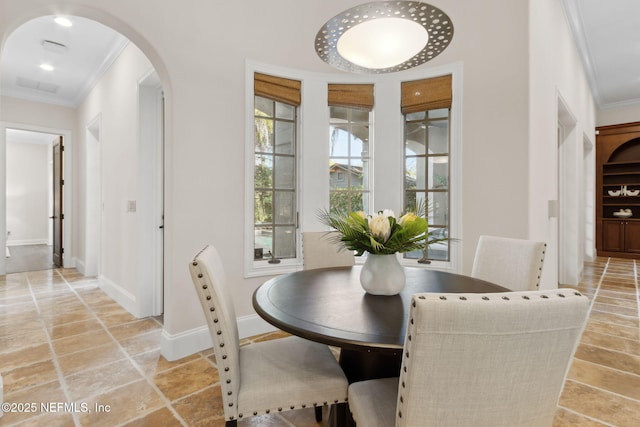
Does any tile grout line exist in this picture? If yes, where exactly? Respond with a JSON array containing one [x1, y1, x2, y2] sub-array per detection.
[[569, 357, 640, 384], [595, 258, 609, 299], [23, 269, 83, 427], [564, 377, 640, 405], [557, 259, 609, 425], [556, 404, 618, 427], [557, 259, 620, 425], [634, 260, 640, 342], [55, 271, 190, 427]]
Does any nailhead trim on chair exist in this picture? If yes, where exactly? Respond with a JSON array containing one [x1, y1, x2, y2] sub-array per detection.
[[192, 251, 238, 422], [396, 290, 585, 423], [192, 246, 349, 422], [536, 243, 547, 288]]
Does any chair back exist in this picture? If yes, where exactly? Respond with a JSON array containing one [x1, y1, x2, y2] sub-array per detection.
[[471, 235, 546, 291], [189, 245, 241, 419], [397, 290, 589, 427], [302, 231, 355, 270]]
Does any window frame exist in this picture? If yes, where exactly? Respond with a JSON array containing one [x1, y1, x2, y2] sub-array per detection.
[[329, 105, 373, 214], [246, 68, 303, 277], [253, 95, 298, 262], [395, 68, 461, 272], [403, 108, 451, 263], [245, 62, 463, 277]]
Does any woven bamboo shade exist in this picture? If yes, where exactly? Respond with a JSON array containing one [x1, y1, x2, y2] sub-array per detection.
[[401, 75, 452, 114], [328, 84, 374, 110], [254, 72, 301, 106]]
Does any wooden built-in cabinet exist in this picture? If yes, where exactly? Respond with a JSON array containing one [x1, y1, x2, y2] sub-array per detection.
[[596, 121, 640, 258], [601, 220, 640, 254]]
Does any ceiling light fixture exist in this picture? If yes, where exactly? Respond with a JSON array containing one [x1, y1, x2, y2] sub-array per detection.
[[54, 16, 73, 27], [315, 1, 454, 74], [39, 63, 54, 71]]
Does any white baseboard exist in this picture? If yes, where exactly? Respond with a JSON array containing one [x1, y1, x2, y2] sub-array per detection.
[[238, 313, 278, 338], [160, 325, 212, 361], [159, 314, 277, 361], [6, 239, 49, 246], [98, 275, 141, 318], [74, 258, 86, 275]]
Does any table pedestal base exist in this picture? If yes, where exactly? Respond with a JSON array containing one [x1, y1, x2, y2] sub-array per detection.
[[339, 348, 402, 383], [329, 348, 403, 426]]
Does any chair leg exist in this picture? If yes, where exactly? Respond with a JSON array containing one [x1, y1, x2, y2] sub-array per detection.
[[225, 420, 238, 427], [315, 405, 322, 422]]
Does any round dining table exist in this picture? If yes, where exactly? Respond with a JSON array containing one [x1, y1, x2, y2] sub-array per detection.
[[253, 265, 510, 383]]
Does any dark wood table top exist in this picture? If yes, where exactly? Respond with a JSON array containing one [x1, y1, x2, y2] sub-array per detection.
[[253, 266, 510, 353]]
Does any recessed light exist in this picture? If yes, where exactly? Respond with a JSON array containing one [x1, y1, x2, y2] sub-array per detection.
[[54, 17, 73, 27], [40, 63, 54, 71]]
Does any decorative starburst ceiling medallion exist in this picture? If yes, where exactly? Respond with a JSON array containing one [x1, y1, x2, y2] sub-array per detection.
[[315, 1, 454, 73]]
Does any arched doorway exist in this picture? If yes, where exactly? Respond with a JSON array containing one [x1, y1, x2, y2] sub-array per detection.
[[0, 9, 171, 319]]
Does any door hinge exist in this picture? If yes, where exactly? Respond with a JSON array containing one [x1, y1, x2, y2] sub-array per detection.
[[61, 179, 65, 185], [61, 145, 64, 151], [61, 247, 64, 254], [61, 213, 65, 220]]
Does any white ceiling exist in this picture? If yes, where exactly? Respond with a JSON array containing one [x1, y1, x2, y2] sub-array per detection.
[[0, 14, 127, 108], [1, 5, 638, 111], [562, 0, 640, 109]]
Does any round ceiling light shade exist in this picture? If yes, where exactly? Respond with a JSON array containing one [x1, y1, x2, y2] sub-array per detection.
[[315, 1, 454, 74]]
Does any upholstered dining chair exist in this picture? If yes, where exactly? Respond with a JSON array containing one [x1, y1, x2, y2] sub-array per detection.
[[348, 290, 589, 427], [189, 245, 349, 426], [302, 231, 355, 270], [471, 235, 547, 291]]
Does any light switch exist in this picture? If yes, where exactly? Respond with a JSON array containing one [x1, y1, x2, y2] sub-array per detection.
[[127, 200, 137, 213]]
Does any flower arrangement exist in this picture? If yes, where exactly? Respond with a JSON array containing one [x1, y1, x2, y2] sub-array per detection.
[[318, 203, 431, 256]]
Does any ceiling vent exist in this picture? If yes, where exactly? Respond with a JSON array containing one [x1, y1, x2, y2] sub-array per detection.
[[16, 77, 59, 93], [42, 39, 68, 54]]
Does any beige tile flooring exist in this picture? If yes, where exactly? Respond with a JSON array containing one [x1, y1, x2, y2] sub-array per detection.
[[0, 257, 638, 426]]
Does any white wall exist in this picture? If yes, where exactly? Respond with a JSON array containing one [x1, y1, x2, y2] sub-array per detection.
[[528, 0, 596, 288], [76, 42, 155, 314], [0, 96, 77, 128], [0, 0, 593, 360], [0, 96, 76, 273], [6, 138, 50, 245], [597, 104, 640, 127]]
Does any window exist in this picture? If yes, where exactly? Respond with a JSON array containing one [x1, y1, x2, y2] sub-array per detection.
[[253, 73, 300, 262], [402, 75, 452, 262], [328, 84, 374, 213]]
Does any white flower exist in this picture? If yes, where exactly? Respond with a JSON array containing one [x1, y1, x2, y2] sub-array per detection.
[[381, 209, 395, 219], [369, 213, 391, 242]]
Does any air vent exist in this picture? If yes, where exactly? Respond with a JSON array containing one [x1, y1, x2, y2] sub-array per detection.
[[42, 39, 68, 54], [16, 77, 59, 93]]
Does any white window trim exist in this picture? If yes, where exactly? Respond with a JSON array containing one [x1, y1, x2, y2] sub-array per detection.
[[245, 62, 304, 278], [244, 60, 463, 277], [395, 63, 463, 273]]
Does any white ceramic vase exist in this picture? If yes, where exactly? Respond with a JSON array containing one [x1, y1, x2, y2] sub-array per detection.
[[360, 254, 406, 295]]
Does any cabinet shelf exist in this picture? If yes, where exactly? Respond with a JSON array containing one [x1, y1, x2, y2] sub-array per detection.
[[603, 160, 640, 166], [597, 124, 640, 258], [603, 172, 640, 177]]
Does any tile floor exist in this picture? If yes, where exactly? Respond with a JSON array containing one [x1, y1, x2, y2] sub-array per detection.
[[0, 257, 638, 426], [5, 245, 55, 274]]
